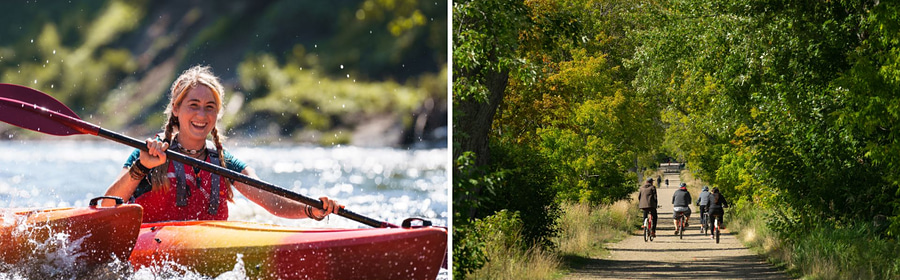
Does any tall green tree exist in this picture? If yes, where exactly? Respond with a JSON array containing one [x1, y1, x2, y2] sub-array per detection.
[[632, 0, 898, 235], [833, 0, 900, 235], [496, 0, 661, 204], [453, 0, 527, 168]]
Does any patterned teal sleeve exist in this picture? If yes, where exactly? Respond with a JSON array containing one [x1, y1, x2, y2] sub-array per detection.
[[123, 149, 140, 168], [223, 150, 247, 173]]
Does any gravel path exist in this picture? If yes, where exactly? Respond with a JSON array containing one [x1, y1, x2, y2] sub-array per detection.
[[564, 174, 792, 280]]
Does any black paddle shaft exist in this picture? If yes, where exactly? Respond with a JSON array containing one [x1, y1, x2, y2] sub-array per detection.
[[0, 84, 397, 228], [98, 128, 396, 228]]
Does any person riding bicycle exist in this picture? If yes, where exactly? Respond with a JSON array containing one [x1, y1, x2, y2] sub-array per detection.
[[672, 182, 692, 234], [639, 178, 658, 237], [696, 185, 711, 229], [707, 187, 729, 238]]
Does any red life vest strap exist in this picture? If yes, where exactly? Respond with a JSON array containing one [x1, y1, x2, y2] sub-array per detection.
[[170, 139, 222, 215]]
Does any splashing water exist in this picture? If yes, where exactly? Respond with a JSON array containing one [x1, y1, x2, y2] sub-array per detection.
[[0, 217, 99, 279], [0, 141, 449, 279]]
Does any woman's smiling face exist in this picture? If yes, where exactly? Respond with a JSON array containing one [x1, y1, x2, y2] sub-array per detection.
[[173, 85, 219, 145]]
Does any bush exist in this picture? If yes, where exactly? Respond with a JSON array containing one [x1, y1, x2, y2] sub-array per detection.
[[479, 140, 560, 249], [452, 222, 486, 280], [452, 141, 560, 278], [466, 210, 560, 280]]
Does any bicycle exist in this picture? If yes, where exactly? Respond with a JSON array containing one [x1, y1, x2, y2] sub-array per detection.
[[700, 211, 709, 235], [642, 205, 660, 242], [675, 212, 686, 239], [643, 213, 654, 242], [710, 214, 722, 243]]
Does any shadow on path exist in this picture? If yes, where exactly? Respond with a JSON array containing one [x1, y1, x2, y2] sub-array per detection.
[[566, 255, 788, 280]]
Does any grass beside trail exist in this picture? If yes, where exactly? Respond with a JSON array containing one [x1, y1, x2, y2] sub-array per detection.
[[466, 199, 639, 280], [556, 200, 639, 271], [681, 170, 900, 280], [730, 206, 900, 280]]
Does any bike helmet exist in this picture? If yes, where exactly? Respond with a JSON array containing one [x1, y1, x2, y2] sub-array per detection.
[[679, 182, 687, 188]]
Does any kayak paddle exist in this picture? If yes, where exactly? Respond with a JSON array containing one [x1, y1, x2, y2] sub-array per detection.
[[0, 83, 399, 228]]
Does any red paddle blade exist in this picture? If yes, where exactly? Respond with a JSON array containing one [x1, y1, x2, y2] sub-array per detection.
[[0, 83, 90, 136]]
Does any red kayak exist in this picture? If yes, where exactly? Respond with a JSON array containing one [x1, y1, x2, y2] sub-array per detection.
[[129, 220, 448, 279], [0, 199, 142, 268]]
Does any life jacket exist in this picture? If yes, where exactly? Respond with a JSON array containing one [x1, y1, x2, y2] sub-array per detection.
[[133, 140, 229, 223]]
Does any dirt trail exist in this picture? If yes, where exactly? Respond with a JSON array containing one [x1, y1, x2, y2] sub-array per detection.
[[564, 173, 792, 280]]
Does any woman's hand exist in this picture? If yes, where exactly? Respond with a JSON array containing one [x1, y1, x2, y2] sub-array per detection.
[[308, 197, 344, 220], [139, 138, 169, 168]]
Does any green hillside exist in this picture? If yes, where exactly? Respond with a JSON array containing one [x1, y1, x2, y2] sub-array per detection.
[[0, 0, 447, 147]]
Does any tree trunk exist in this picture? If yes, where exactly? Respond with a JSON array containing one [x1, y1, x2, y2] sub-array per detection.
[[453, 68, 509, 219]]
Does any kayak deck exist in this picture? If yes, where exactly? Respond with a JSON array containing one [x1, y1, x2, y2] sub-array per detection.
[[130, 220, 447, 279]]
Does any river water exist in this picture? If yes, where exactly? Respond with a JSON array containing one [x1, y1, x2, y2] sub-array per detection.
[[0, 139, 449, 279]]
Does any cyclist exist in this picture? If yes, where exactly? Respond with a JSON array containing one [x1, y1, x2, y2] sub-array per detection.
[[696, 185, 711, 231], [639, 178, 658, 237], [708, 187, 729, 238], [672, 182, 692, 234]]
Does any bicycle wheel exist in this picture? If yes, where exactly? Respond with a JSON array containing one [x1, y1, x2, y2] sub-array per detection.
[[715, 222, 720, 244], [643, 219, 649, 242], [679, 216, 684, 239], [700, 213, 707, 234]]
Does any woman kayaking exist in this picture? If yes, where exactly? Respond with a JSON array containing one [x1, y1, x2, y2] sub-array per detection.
[[102, 65, 343, 223]]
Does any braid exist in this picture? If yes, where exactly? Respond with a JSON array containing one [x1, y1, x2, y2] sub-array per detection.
[[149, 116, 178, 193], [163, 115, 178, 142], [211, 127, 233, 201]]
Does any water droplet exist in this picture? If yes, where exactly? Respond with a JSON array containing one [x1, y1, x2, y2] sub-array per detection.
[[51, 84, 54, 88], [33, 79, 37, 84], [52, 50, 56, 54], [346, 74, 350, 78], [342, 104, 345, 108], [30, 39, 33, 43], [314, 44, 317, 48], [340, 65, 344, 69]]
